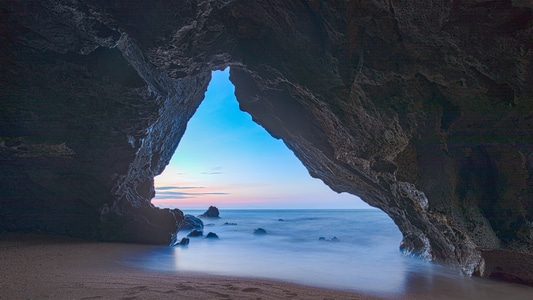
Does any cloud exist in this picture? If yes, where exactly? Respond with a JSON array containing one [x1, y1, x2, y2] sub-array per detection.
[[154, 191, 229, 199], [154, 185, 228, 199], [201, 166, 223, 175], [156, 186, 204, 191]]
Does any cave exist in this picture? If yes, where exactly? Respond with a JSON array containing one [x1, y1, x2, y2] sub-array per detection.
[[1, 0, 533, 285]]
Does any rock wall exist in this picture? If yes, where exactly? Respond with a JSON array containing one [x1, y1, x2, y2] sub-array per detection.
[[0, 0, 210, 243], [1, 0, 532, 283]]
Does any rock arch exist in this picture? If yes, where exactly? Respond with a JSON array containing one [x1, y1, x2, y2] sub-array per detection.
[[1, 0, 532, 283]]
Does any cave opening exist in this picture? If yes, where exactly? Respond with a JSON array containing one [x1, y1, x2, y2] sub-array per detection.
[[145, 66, 406, 291], [152, 68, 371, 210], [143, 68, 415, 294]]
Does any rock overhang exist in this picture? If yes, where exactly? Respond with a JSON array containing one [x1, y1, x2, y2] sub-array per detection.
[[0, 0, 532, 285]]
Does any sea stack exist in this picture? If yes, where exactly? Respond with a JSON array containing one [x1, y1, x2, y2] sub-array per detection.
[[199, 206, 220, 218]]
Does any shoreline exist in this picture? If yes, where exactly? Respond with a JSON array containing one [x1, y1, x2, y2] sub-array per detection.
[[0, 233, 380, 299]]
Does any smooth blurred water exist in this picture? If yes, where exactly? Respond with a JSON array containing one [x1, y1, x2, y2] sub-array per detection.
[[122, 209, 533, 299]]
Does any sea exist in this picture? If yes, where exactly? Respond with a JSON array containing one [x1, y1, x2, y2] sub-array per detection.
[[121, 209, 533, 299]]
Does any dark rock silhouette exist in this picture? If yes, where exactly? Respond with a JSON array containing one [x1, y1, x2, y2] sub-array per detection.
[[318, 237, 339, 242], [187, 230, 203, 237], [180, 215, 204, 231], [199, 206, 220, 218], [176, 237, 190, 246], [254, 228, 268, 235], [205, 232, 219, 239], [1, 0, 532, 285], [223, 222, 237, 226]]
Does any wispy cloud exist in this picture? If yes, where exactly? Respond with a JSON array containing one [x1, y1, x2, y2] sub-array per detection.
[[154, 185, 228, 199], [154, 191, 229, 199], [201, 166, 223, 175], [156, 186, 204, 191]]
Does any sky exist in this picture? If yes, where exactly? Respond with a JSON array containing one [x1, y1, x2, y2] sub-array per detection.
[[152, 68, 372, 209]]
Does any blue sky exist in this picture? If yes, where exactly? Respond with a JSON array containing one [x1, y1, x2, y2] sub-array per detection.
[[152, 68, 372, 209]]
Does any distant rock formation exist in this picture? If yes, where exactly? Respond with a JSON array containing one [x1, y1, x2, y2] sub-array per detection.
[[199, 206, 220, 218]]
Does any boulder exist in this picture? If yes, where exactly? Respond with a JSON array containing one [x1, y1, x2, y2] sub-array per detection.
[[180, 215, 204, 231]]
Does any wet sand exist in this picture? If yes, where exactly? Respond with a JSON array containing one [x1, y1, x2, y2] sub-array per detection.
[[0, 233, 379, 299]]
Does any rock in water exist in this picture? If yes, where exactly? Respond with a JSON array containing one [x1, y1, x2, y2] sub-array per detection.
[[187, 230, 203, 237], [173, 237, 189, 246], [180, 215, 204, 231], [205, 232, 219, 239], [199, 206, 220, 218], [254, 228, 267, 235]]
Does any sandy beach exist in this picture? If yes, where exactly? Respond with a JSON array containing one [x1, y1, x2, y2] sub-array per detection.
[[0, 233, 380, 299]]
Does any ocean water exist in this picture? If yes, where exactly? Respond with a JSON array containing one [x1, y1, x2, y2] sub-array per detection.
[[122, 209, 533, 299]]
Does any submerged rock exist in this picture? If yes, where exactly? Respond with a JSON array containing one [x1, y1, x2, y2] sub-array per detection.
[[318, 236, 340, 242], [223, 222, 237, 226], [199, 206, 220, 218], [254, 228, 267, 235], [175, 237, 190, 246], [187, 229, 203, 237], [205, 232, 219, 239]]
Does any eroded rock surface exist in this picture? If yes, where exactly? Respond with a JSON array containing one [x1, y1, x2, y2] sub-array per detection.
[[1, 0, 532, 284]]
